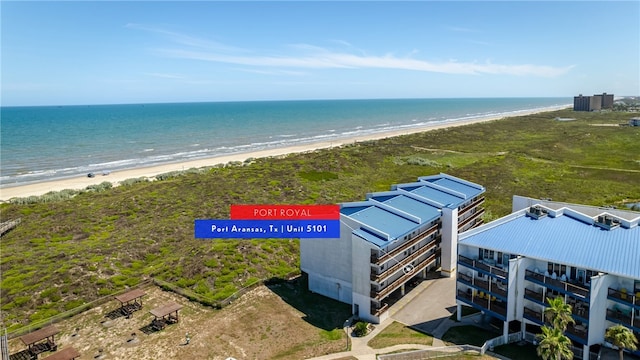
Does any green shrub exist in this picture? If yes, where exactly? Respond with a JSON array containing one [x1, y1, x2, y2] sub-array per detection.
[[354, 321, 369, 337]]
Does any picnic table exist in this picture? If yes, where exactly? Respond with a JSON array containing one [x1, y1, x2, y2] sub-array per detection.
[[40, 347, 80, 360], [114, 289, 146, 317], [149, 302, 183, 330], [19, 325, 59, 357]]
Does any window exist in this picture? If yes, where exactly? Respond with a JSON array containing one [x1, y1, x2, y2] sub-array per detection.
[[547, 262, 567, 277], [480, 248, 494, 261], [497, 252, 503, 265]]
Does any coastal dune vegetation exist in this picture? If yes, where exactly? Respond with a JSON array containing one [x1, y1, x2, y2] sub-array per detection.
[[1, 109, 639, 332]]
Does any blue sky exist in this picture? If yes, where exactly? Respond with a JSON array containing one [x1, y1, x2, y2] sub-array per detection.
[[2, 1, 639, 106]]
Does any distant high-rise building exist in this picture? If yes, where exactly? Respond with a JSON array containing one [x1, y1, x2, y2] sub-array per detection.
[[573, 93, 614, 111], [597, 93, 614, 109]]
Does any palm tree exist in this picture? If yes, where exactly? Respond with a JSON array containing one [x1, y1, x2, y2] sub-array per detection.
[[605, 324, 638, 360], [537, 326, 574, 360], [545, 296, 574, 331]]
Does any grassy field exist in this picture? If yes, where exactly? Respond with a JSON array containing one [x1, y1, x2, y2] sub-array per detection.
[[1, 109, 639, 333], [368, 321, 433, 349], [442, 325, 501, 347]]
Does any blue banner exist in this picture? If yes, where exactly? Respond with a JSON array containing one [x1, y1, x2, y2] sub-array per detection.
[[194, 219, 340, 239]]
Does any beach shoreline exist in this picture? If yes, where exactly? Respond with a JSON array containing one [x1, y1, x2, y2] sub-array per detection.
[[0, 105, 569, 201]]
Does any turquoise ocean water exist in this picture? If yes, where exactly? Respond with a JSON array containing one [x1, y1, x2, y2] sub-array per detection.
[[0, 98, 570, 187]]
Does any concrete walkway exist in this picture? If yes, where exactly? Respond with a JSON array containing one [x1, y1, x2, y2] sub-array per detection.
[[306, 275, 484, 360]]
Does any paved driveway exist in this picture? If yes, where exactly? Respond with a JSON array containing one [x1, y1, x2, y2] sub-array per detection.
[[390, 275, 458, 335]]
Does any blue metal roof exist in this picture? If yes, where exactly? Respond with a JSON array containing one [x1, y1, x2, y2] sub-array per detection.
[[406, 185, 464, 208], [346, 204, 419, 241], [340, 174, 484, 248], [371, 194, 441, 224], [459, 211, 640, 279], [423, 177, 484, 200]]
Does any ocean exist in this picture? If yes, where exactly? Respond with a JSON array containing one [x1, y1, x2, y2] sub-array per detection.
[[0, 98, 570, 187]]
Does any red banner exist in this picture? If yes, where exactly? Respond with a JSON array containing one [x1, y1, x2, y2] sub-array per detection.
[[230, 204, 340, 220]]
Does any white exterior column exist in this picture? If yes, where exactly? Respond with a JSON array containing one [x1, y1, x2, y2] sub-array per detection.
[[503, 321, 509, 342], [456, 304, 462, 321], [440, 206, 459, 278]]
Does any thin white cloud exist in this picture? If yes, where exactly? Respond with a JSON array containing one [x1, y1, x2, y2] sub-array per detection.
[[156, 47, 573, 77], [131, 26, 573, 78], [126, 23, 248, 53]]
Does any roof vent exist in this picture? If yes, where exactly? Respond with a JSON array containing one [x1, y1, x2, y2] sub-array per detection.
[[595, 215, 620, 230], [526, 206, 548, 220]]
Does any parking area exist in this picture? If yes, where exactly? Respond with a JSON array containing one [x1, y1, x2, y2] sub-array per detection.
[[390, 274, 458, 335]]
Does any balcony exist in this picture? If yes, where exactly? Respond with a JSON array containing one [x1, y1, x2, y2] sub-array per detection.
[[524, 306, 543, 324], [492, 302, 507, 316], [524, 288, 544, 303], [458, 208, 485, 231], [458, 272, 472, 284], [570, 300, 589, 320], [565, 324, 588, 343], [370, 253, 436, 301], [370, 243, 436, 283], [458, 272, 507, 299], [475, 277, 490, 291], [608, 288, 637, 307], [371, 224, 438, 265], [458, 196, 485, 218], [492, 283, 507, 298], [607, 308, 632, 327], [524, 269, 589, 298], [458, 255, 508, 280], [457, 289, 506, 319], [371, 302, 389, 317]]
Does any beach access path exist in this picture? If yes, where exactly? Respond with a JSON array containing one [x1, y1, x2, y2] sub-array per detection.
[[0, 105, 569, 202]]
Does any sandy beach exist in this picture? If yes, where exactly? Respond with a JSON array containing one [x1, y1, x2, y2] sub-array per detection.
[[0, 106, 568, 201]]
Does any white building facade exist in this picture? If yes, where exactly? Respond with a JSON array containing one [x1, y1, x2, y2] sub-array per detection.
[[301, 173, 485, 323], [456, 196, 640, 358]]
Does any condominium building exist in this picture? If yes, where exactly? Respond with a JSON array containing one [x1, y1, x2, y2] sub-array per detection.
[[455, 196, 640, 358], [573, 93, 614, 111], [301, 173, 485, 323]]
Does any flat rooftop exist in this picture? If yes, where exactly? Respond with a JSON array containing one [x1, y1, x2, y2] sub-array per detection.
[[342, 202, 418, 242], [342, 173, 484, 248], [459, 208, 640, 279]]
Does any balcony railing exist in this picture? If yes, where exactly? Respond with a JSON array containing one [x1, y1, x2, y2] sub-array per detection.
[[370, 253, 436, 300], [458, 255, 508, 279], [608, 288, 637, 306], [458, 272, 472, 284], [524, 306, 543, 324], [492, 302, 507, 316], [457, 289, 506, 318], [524, 269, 589, 298], [475, 277, 490, 291], [458, 208, 485, 231], [371, 302, 389, 317], [524, 288, 544, 303], [606, 308, 632, 327], [492, 284, 507, 298], [371, 243, 436, 283], [457, 289, 473, 302], [458, 273, 507, 298], [566, 324, 588, 341], [458, 196, 485, 218], [371, 224, 438, 265]]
